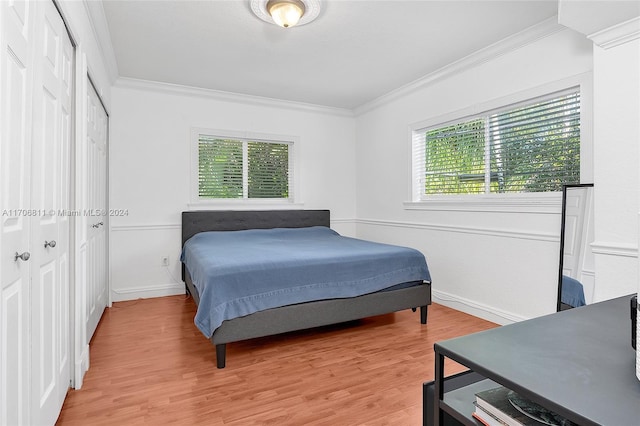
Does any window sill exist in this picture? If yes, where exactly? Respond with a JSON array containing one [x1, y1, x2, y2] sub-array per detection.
[[187, 199, 304, 211], [403, 192, 562, 214]]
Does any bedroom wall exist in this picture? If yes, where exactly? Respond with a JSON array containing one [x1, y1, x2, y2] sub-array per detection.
[[591, 37, 640, 301], [353, 27, 594, 324], [108, 12, 638, 322], [109, 82, 356, 301]]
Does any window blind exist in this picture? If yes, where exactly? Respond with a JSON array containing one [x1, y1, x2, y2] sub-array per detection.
[[423, 118, 486, 194], [198, 138, 243, 198], [413, 89, 580, 197], [247, 141, 289, 198], [488, 92, 580, 193], [198, 135, 291, 200]]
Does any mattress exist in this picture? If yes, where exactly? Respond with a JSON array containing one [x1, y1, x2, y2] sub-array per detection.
[[181, 226, 431, 338]]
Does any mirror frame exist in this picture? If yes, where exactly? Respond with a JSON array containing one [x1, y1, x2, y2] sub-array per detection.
[[557, 183, 594, 312]]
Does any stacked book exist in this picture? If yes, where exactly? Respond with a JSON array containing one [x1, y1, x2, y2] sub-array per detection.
[[473, 386, 574, 426]]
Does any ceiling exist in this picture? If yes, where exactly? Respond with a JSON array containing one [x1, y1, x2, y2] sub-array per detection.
[[101, 0, 560, 110]]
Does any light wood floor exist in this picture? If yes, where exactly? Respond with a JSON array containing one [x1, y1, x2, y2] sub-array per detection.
[[57, 295, 497, 425]]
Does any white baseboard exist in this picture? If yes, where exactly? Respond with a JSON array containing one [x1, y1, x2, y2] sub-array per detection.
[[432, 289, 528, 325], [111, 282, 186, 302]]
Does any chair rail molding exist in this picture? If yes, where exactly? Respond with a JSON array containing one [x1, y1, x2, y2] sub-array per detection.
[[357, 218, 559, 243], [111, 223, 181, 232], [591, 241, 639, 258]]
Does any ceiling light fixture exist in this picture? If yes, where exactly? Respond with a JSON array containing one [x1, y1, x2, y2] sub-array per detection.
[[267, 0, 304, 28], [251, 0, 321, 28]]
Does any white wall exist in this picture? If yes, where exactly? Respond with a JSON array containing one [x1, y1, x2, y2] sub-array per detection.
[[354, 28, 593, 324], [592, 37, 640, 301], [109, 81, 357, 301]]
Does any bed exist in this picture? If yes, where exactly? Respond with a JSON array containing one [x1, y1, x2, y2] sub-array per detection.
[[181, 209, 431, 368]]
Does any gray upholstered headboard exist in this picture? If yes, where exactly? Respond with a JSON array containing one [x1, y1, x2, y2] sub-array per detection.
[[181, 209, 331, 247]]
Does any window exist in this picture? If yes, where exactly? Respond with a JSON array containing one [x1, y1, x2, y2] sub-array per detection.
[[412, 89, 581, 198], [195, 131, 293, 201]]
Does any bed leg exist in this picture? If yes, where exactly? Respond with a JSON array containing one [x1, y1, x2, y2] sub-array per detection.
[[420, 306, 428, 324], [215, 344, 226, 369]]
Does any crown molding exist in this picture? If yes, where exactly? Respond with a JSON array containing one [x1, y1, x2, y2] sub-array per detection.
[[83, 0, 119, 84], [589, 16, 640, 49], [114, 77, 354, 118], [354, 16, 565, 116]]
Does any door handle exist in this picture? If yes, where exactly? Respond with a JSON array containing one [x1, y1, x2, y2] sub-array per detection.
[[44, 240, 57, 248], [14, 251, 31, 262]]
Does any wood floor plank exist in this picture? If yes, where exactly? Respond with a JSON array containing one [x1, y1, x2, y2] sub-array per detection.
[[57, 295, 497, 425]]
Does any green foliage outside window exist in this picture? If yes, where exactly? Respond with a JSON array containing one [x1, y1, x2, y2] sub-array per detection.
[[424, 119, 486, 194], [422, 92, 580, 195], [247, 142, 289, 198], [488, 95, 580, 193], [198, 137, 289, 199], [198, 139, 243, 198]]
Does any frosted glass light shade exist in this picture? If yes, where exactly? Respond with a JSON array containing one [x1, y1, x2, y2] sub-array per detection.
[[251, 0, 321, 28], [267, 0, 305, 28]]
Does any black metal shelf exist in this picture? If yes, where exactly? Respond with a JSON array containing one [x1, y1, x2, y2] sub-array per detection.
[[428, 295, 640, 426]]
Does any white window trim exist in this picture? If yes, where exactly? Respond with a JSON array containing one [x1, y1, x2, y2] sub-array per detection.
[[189, 127, 303, 209], [406, 73, 593, 213], [403, 192, 563, 214]]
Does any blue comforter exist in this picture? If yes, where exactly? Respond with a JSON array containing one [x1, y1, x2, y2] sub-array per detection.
[[180, 226, 431, 338], [561, 275, 586, 307]]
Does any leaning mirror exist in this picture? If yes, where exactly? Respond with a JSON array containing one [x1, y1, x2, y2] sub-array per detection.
[[557, 183, 594, 311]]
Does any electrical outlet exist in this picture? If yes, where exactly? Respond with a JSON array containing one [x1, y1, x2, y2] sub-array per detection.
[[161, 256, 170, 266]]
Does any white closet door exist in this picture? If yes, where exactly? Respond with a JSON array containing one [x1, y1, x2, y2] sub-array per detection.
[[29, 1, 73, 424], [85, 80, 108, 341], [0, 1, 35, 424]]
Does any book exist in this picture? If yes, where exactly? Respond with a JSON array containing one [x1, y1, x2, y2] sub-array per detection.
[[474, 386, 574, 426], [473, 403, 509, 426]]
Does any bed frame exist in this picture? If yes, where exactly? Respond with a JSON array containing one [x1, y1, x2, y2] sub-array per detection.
[[182, 209, 431, 368]]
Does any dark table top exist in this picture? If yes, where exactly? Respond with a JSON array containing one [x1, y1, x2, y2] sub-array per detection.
[[435, 295, 640, 426]]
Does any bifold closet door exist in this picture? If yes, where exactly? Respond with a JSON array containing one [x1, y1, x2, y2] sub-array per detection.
[[0, 0, 35, 423], [0, 0, 73, 424], [85, 80, 108, 341], [29, 1, 74, 423]]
